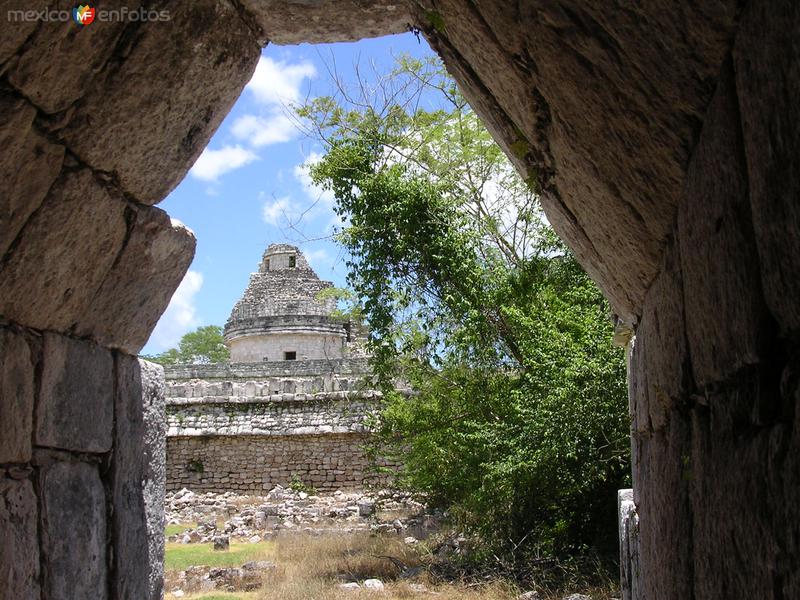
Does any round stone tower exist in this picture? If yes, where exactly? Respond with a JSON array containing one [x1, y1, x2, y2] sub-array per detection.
[[223, 244, 348, 363]]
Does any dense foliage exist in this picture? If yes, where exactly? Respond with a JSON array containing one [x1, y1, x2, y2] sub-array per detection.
[[299, 57, 629, 562], [143, 325, 230, 365]]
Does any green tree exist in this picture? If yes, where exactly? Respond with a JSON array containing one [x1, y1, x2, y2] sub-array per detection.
[[143, 325, 230, 365], [298, 56, 629, 562]]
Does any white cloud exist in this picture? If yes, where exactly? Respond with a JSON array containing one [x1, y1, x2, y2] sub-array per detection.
[[245, 56, 317, 106], [148, 270, 203, 351], [229, 57, 316, 150], [304, 248, 332, 270], [231, 113, 297, 147], [262, 195, 300, 227], [189, 145, 258, 182]]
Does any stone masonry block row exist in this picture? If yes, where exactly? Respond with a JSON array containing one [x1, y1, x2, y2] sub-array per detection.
[[166, 434, 394, 493], [0, 325, 168, 600], [0, 164, 196, 353]]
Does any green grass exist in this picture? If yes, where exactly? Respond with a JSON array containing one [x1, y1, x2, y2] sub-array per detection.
[[165, 542, 274, 571], [165, 522, 196, 537]]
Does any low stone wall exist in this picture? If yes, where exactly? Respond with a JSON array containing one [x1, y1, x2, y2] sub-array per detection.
[[167, 394, 375, 437], [166, 433, 388, 493]]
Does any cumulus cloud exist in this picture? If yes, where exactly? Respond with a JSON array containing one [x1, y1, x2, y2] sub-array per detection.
[[245, 56, 317, 105], [262, 195, 300, 227], [148, 270, 203, 351], [231, 113, 297, 147], [231, 56, 316, 149], [189, 145, 258, 182]]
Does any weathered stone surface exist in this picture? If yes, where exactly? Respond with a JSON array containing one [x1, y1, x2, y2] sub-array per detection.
[[631, 414, 693, 600], [617, 489, 640, 600], [733, 0, 800, 336], [243, 0, 410, 43], [0, 478, 40, 599], [40, 461, 108, 600], [688, 374, 800, 599], [0, 328, 34, 463], [0, 2, 40, 67], [678, 60, 768, 387], [213, 535, 230, 551], [141, 359, 167, 600], [76, 205, 196, 353], [112, 354, 149, 600], [0, 93, 65, 258], [167, 432, 392, 494], [36, 333, 113, 453], [629, 241, 688, 433], [61, 0, 260, 204], [114, 356, 166, 600], [0, 168, 127, 333], [7, 6, 132, 114]]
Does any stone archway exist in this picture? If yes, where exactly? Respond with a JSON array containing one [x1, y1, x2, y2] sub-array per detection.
[[1, 1, 798, 598]]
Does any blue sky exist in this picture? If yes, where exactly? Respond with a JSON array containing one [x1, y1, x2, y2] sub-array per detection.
[[142, 33, 436, 354]]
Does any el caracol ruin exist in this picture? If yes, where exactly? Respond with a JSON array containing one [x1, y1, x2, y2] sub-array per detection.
[[1, 1, 797, 598], [165, 244, 392, 494]]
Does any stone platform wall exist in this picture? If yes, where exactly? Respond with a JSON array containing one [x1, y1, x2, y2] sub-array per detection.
[[166, 433, 385, 493], [164, 360, 394, 494]]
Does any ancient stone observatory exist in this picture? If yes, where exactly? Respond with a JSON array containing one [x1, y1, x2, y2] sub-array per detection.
[[165, 245, 383, 493]]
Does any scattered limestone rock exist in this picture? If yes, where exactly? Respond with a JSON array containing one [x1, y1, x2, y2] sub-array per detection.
[[338, 582, 361, 591], [364, 578, 385, 591], [212, 535, 229, 551]]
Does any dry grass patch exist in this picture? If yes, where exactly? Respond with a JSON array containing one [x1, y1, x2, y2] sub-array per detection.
[[257, 532, 522, 600]]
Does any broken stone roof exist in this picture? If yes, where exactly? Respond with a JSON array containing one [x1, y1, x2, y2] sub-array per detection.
[[224, 244, 337, 332]]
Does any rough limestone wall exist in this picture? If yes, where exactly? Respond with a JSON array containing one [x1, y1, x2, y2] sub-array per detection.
[[166, 433, 390, 493], [0, 3, 263, 598], [167, 395, 376, 437], [629, 2, 800, 597], [0, 327, 167, 600]]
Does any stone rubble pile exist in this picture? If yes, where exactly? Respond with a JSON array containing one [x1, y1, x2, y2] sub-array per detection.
[[165, 486, 431, 544]]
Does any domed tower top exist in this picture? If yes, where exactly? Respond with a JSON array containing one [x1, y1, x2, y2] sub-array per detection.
[[223, 244, 348, 363]]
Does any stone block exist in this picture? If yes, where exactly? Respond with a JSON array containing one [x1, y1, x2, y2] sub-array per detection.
[[630, 239, 689, 433], [0, 328, 35, 463], [36, 333, 113, 453], [0, 168, 127, 333], [0, 4, 39, 66], [678, 60, 768, 387], [733, 0, 800, 337], [688, 372, 799, 598], [0, 478, 40, 599], [40, 461, 107, 600], [75, 204, 195, 353], [631, 415, 693, 600], [618, 489, 640, 600], [61, 0, 260, 204], [241, 0, 408, 44], [7, 6, 133, 113], [112, 356, 166, 600], [141, 359, 167, 600], [0, 93, 65, 258]]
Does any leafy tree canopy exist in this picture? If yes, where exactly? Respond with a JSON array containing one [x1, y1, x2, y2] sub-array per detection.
[[302, 55, 630, 564], [142, 325, 230, 365]]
